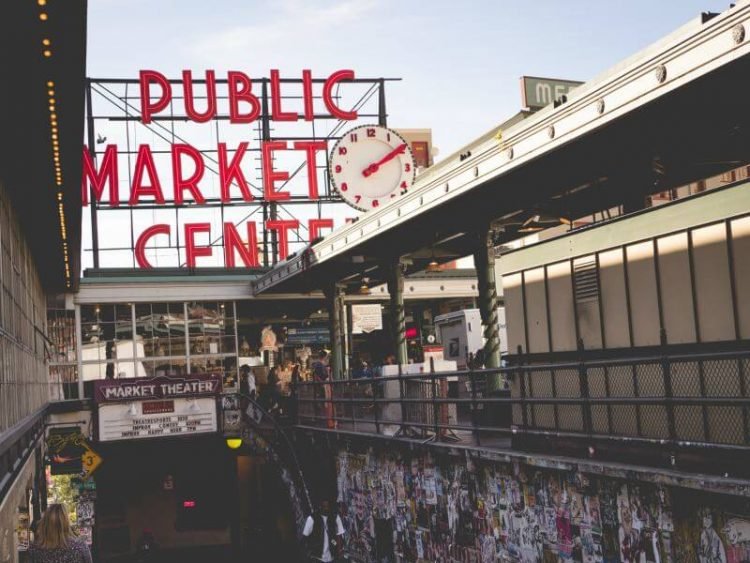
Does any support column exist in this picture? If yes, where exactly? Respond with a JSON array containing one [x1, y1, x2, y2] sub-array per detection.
[[386, 261, 408, 366], [325, 284, 345, 380], [473, 223, 502, 386]]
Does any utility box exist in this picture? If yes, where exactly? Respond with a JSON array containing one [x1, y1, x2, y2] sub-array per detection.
[[434, 309, 484, 370]]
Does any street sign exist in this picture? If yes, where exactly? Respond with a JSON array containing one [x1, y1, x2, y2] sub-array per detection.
[[520, 76, 583, 110], [285, 327, 330, 344], [81, 446, 103, 478]]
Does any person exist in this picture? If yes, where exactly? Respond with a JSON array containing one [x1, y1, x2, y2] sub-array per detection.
[[239, 364, 257, 400], [303, 500, 345, 562], [28, 504, 92, 563], [312, 350, 330, 381]]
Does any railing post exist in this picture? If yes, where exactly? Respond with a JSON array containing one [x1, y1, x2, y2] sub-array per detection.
[[290, 376, 299, 425], [430, 358, 440, 440], [372, 376, 380, 435], [517, 345, 528, 431], [578, 339, 592, 435], [469, 364, 481, 447], [661, 329, 676, 442], [348, 379, 356, 433]]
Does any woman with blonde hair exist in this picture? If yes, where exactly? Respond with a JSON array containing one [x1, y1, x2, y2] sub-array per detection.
[[29, 504, 92, 563]]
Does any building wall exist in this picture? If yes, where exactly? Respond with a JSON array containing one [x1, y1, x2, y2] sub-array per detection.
[[0, 450, 40, 563], [0, 181, 49, 563], [333, 446, 750, 563], [499, 190, 750, 354], [0, 182, 49, 434]]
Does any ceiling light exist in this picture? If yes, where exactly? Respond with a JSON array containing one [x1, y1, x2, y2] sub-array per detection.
[[43, 50, 52, 57], [42, 39, 51, 46], [39, 13, 48, 21], [426, 260, 442, 273]]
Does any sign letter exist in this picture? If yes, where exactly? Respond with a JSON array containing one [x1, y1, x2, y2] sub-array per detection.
[[139, 70, 172, 124], [294, 140, 326, 199], [182, 70, 217, 123], [219, 142, 253, 202], [323, 70, 357, 120], [261, 141, 291, 201], [223, 222, 259, 267], [82, 145, 119, 206], [228, 71, 261, 123], [266, 219, 299, 261], [135, 224, 170, 268], [172, 144, 206, 205], [185, 223, 212, 267]]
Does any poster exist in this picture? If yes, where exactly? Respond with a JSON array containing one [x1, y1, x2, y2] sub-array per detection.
[[351, 304, 383, 334]]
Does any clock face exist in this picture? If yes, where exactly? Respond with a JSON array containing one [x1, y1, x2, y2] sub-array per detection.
[[329, 125, 416, 211]]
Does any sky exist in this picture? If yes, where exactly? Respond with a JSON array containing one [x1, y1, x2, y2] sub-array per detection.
[[87, 0, 730, 159], [83, 0, 731, 269]]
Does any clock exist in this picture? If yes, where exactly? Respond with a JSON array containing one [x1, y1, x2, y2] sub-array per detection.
[[329, 125, 416, 211]]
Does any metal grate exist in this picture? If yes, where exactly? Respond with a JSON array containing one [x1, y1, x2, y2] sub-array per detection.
[[573, 256, 599, 303]]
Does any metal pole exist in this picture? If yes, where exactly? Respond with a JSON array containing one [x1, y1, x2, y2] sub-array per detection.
[[326, 285, 345, 380], [85, 81, 100, 269], [473, 224, 502, 394], [378, 79, 387, 127], [75, 305, 84, 399], [386, 261, 407, 366]]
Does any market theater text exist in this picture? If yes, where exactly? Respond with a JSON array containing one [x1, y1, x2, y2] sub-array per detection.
[[81, 69, 357, 267]]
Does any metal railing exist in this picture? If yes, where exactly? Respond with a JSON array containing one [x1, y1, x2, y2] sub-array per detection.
[[292, 347, 750, 458]]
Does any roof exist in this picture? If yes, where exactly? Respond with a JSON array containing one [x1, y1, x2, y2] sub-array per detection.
[[0, 0, 87, 291]]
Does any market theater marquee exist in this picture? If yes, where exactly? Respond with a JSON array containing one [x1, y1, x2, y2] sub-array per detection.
[[94, 374, 221, 442]]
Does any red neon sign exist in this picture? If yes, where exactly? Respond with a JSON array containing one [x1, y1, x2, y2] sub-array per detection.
[[83, 69, 356, 268]]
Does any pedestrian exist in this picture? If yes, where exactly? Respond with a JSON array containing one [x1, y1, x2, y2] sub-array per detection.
[[240, 364, 257, 400], [28, 504, 92, 563], [303, 500, 345, 562]]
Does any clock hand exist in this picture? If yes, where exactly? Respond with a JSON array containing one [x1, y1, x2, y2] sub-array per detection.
[[362, 143, 407, 177]]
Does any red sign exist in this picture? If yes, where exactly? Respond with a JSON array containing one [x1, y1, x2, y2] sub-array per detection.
[[83, 70, 360, 268], [142, 400, 175, 415]]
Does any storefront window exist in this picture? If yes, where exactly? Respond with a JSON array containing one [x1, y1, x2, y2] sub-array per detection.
[[75, 301, 239, 387]]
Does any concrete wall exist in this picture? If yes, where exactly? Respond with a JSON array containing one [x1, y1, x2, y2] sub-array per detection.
[[333, 446, 750, 563]]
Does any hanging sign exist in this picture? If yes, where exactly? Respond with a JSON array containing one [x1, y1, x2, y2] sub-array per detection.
[[351, 304, 383, 334]]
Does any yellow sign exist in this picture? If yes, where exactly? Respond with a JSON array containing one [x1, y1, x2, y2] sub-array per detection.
[[81, 446, 103, 478]]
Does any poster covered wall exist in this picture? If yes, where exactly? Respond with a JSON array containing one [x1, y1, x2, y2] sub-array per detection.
[[334, 449, 750, 563]]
